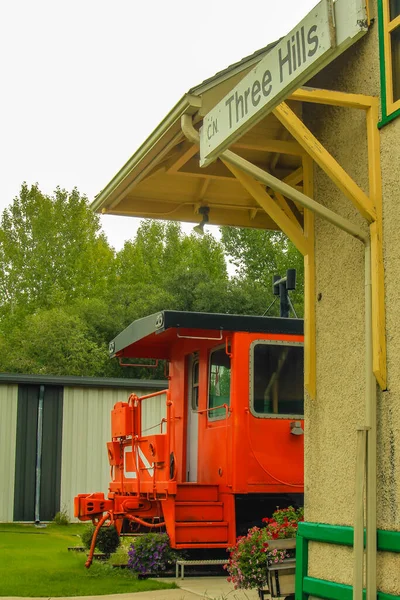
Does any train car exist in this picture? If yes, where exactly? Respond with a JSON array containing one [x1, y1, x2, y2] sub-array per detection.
[[75, 309, 304, 559]]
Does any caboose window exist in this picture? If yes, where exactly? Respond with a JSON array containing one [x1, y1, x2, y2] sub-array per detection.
[[208, 346, 231, 420], [251, 342, 303, 417]]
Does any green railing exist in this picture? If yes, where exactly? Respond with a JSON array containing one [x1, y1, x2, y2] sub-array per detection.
[[295, 522, 400, 600]]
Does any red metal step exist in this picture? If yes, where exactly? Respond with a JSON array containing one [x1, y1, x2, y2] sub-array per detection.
[[176, 483, 219, 502], [175, 501, 224, 522], [175, 520, 229, 544]]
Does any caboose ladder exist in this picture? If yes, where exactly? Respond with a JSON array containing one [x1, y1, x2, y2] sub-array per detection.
[[163, 484, 234, 548]]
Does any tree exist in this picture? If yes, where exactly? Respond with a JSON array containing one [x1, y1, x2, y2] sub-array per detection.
[[0, 184, 115, 322], [220, 227, 304, 317], [0, 307, 107, 376]]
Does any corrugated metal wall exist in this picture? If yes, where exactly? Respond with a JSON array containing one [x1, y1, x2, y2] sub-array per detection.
[[61, 386, 166, 521], [0, 385, 18, 521]]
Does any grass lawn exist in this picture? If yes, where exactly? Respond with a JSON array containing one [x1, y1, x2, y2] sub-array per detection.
[[0, 523, 177, 597]]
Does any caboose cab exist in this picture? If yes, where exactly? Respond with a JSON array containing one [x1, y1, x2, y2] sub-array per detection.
[[103, 310, 304, 547]]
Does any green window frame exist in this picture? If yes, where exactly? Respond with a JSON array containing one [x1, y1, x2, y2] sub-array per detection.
[[378, 0, 400, 126]]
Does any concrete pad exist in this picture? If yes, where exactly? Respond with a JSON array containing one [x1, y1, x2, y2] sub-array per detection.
[[160, 577, 264, 599], [0, 578, 267, 600]]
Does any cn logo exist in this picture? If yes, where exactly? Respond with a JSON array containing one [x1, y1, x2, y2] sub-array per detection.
[[124, 445, 154, 478]]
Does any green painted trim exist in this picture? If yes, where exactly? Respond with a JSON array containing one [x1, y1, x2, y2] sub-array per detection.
[[295, 524, 400, 599], [303, 577, 400, 600], [377, 0, 400, 126], [303, 577, 353, 600], [377, 0, 388, 121], [298, 522, 353, 546], [379, 107, 400, 128], [298, 522, 400, 553], [378, 529, 400, 552], [295, 534, 308, 600]]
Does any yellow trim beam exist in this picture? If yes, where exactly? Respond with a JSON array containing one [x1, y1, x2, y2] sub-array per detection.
[[273, 102, 376, 223], [367, 100, 386, 390], [290, 87, 375, 109], [303, 155, 316, 399]]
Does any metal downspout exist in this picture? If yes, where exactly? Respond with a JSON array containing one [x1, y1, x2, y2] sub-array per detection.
[[365, 239, 377, 600], [181, 112, 377, 598], [35, 384, 45, 525]]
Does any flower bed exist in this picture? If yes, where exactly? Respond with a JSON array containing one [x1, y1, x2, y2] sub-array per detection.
[[224, 506, 303, 590]]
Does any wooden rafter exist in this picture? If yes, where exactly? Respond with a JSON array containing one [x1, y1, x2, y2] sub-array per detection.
[[273, 191, 303, 228], [221, 159, 309, 257], [270, 128, 291, 171], [283, 167, 303, 187], [231, 139, 304, 155], [196, 178, 211, 201], [290, 87, 376, 109], [167, 144, 199, 173], [273, 102, 376, 223]]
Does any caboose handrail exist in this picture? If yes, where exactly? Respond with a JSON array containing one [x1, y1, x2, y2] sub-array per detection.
[[131, 388, 168, 402], [166, 391, 176, 480], [195, 403, 230, 417]]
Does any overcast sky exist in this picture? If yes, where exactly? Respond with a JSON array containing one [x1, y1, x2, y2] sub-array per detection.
[[1, 0, 317, 249]]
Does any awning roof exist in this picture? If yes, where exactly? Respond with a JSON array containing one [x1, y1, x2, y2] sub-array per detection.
[[109, 310, 304, 359], [91, 40, 305, 231]]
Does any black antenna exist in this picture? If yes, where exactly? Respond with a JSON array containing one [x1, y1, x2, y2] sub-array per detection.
[[263, 269, 298, 318]]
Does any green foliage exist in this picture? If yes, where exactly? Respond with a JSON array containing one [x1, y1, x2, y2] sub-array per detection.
[[127, 533, 178, 574], [81, 524, 120, 555], [53, 506, 70, 526], [0, 523, 176, 596], [0, 185, 304, 377], [220, 227, 304, 316], [0, 307, 107, 376], [0, 184, 115, 319]]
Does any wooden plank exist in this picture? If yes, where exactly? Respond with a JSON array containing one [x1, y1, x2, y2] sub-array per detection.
[[388, 13, 400, 32], [283, 166, 303, 187], [221, 159, 309, 256], [303, 155, 316, 399], [273, 102, 376, 223], [290, 86, 374, 109], [273, 191, 303, 227], [232, 138, 304, 155], [367, 102, 386, 390]]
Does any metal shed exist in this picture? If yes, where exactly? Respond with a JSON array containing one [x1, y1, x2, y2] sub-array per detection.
[[0, 373, 167, 522]]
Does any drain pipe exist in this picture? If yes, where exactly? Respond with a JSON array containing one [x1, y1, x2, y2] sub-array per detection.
[[34, 384, 45, 526], [181, 112, 377, 598], [365, 238, 377, 600]]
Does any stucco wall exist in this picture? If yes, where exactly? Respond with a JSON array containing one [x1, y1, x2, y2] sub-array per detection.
[[302, 9, 400, 594]]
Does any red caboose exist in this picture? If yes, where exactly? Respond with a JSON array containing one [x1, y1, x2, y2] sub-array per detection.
[[75, 310, 304, 558]]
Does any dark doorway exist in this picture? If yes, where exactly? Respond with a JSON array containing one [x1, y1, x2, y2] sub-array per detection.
[[13, 384, 63, 521]]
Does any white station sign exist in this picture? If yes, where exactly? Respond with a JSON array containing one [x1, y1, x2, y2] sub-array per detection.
[[200, 0, 336, 166]]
